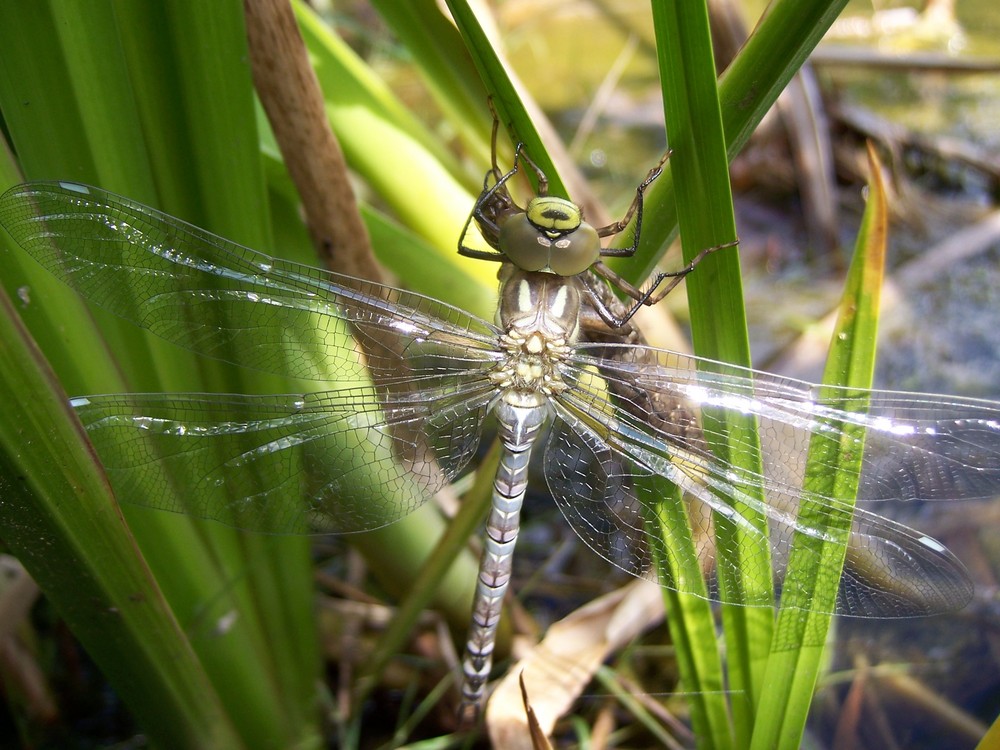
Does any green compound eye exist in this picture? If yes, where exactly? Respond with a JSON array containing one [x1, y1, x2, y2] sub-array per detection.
[[498, 213, 549, 272], [548, 222, 599, 275], [499, 197, 602, 277]]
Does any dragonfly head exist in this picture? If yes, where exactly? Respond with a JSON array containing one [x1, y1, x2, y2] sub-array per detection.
[[499, 196, 601, 276]]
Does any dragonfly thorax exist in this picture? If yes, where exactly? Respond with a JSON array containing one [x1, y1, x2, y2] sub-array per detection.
[[498, 196, 601, 276], [490, 265, 579, 397]]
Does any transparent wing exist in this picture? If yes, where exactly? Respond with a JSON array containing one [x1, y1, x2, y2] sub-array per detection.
[[546, 343, 1000, 617], [72, 382, 495, 534], [0, 181, 505, 534], [0, 182, 501, 385]]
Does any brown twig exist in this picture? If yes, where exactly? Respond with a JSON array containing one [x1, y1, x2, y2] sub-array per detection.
[[243, 0, 383, 282]]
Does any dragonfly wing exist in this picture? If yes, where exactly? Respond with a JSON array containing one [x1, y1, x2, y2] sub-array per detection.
[[544, 343, 998, 616], [836, 505, 972, 616], [542, 407, 717, 587], [586, 345, 1000, 504], [72, 382, 494, 534], [0, 182, 500, 385]]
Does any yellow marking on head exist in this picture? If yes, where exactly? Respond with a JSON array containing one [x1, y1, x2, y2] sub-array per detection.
[[526, 196, 581, 234]]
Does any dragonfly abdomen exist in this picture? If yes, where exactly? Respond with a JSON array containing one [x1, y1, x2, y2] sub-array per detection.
[[459, 399, 546, 723]]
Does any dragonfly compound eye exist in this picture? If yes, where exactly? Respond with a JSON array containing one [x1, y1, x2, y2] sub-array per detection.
[[499, 196, 601, 276]]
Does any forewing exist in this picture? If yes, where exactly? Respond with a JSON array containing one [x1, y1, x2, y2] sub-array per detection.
[[546, 343, 998, 616], [72, 382, 495, 534], [596, 345, 1000, 505], [0, 182, 500, 385]]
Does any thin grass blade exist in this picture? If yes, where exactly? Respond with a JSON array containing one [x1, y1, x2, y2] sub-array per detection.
[[751, 142, 889, 749]]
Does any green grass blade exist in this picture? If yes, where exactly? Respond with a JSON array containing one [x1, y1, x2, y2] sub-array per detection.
[[751, 143, 889, 750], [443, 0, 567, 198], [652, 2, 768, 745], [719, 0, 851, 157], [0, 281, 245, 748], [0, 2, 323, 745], [294, 1, 497, 311], [647, 481, 734, 750], [367, 0, 494, 166], [977, 713, 1000, 750], [114, 4, 321, 740], [616, 0, 851, 286]]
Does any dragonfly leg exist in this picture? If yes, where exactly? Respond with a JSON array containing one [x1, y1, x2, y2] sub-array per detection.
[[594, 150, 670, 257], [458, 141, 535, 259], [587, 239, 739, 328]]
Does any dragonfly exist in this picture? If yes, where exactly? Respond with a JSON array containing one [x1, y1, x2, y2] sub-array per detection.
[[2, 141, 999, 724]]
